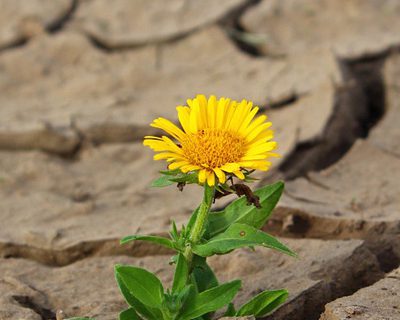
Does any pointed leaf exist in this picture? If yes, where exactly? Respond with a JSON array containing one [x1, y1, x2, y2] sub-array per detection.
[[115, 271, 162, 320], [208, 181, 284, 237], [190, 255, 218, 293], [170, 221, 179, 241], [120, 235, 175, 250], [159, 169, 181, 176], [187, 206, 199, 233], [151, 174, 175, 187], [169, 172, 198, 184], [119, 308, 141, 320], [193, 223, 296, 257], [236, 289, 288, 317], [172, 253, 189, 293], [115, 265, 164, 308], [178, 280, 241, 320]]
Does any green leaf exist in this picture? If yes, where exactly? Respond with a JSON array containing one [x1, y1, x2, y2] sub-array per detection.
[[187, 206, 199, 233], [115, 271, 163, 320], [120, 235, 175, 250], [208, 181, 284, 237], [169, 172, 198, 184], [65, 318, 95, 320], [191, 255, 218, 293], [119, 308, 141, 320], [170, 221, 179, 241], [178, 280, 241, 320], [115, 265, 164, 308], [159, 169, 182, 176], [172, 253, 189, 293], [152, 170, 200, 187], [224, 303, 236, 317], [192, 223, 296, 257], [151, 175, 175, 187], [236, 289, 288, 317]]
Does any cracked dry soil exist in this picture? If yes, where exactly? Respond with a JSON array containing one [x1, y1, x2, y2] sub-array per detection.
[[0, 1, 399, 320]]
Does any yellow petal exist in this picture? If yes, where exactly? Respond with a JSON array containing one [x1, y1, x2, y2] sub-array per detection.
[[213, 167, 226, 183], [246, 141, 278, 156], [161, 136, 184, 154], [238, 106, 259, 134], [168, 161, 188, 170], [239, 160, 272, 170], [233, 170, 245, 180], [176, 106, 191, 133], [143, 139, 176, 152], [180, 164, 201, 173], [207, 95, 217, 128], [206, 170, 215, 186], [215, 97, 227, 129], [153, 152, 183, 160], [220, 163, 241, 172], [243, 115, 267, 137], [189, 101, 199, 133], [246, 130, 274, 148], [241, 154, 269, 161], [151, 118, 185, 140], [265, 152, 281, 158], [228, 99, 248, 131], [246, 122, 272, 142], [196, 94, 208, 127], [144, 135, 163, 140], [198, 169, 207, 184], [223, 100, 237, 129]]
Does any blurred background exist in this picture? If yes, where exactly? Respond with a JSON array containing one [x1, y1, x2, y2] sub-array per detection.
[[0, 1, 399, 320]]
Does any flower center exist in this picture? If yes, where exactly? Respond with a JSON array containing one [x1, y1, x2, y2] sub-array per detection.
[[181, 128, 246, 169]]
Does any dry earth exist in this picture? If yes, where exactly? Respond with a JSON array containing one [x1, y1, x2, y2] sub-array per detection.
[[320, 267, 400, 320], [0, 0, 399, 320]]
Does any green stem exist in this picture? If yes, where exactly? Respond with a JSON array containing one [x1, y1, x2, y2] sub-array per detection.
[[184, 184, 214, 268]]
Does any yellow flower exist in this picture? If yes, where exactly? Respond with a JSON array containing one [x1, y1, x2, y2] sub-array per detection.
[[143, 94, 279, 186]]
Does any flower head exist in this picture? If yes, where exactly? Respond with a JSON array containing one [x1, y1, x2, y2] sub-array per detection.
[[144, 94, 279, 186]]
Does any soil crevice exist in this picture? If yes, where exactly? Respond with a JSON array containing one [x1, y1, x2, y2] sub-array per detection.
[[219, 0, 277, 58], [277, 52, 387, 180], [0, 236, 173, 267], [12, 295, 55, 320], [0, 0, 78, 54]]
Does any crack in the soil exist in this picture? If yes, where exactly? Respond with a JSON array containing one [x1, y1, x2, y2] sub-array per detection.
[[261, 242, 395, 320], [277, 53, 387, 180], [0, 0, 78, 54], [12, 295, 56, 320], [84, 25, 211, 53], [47, 0, 79, 34], [263, 92, 299, 110], [218, 0, 268, 58], [82, 0, 257, 53], [0, 236, 173, 267], [0, 38, 28, 53], [365, 235, 400, 273], [307, 245, 388, 320]]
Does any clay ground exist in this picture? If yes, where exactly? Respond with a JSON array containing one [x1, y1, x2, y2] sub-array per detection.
[[0, 1, 399, 320]]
